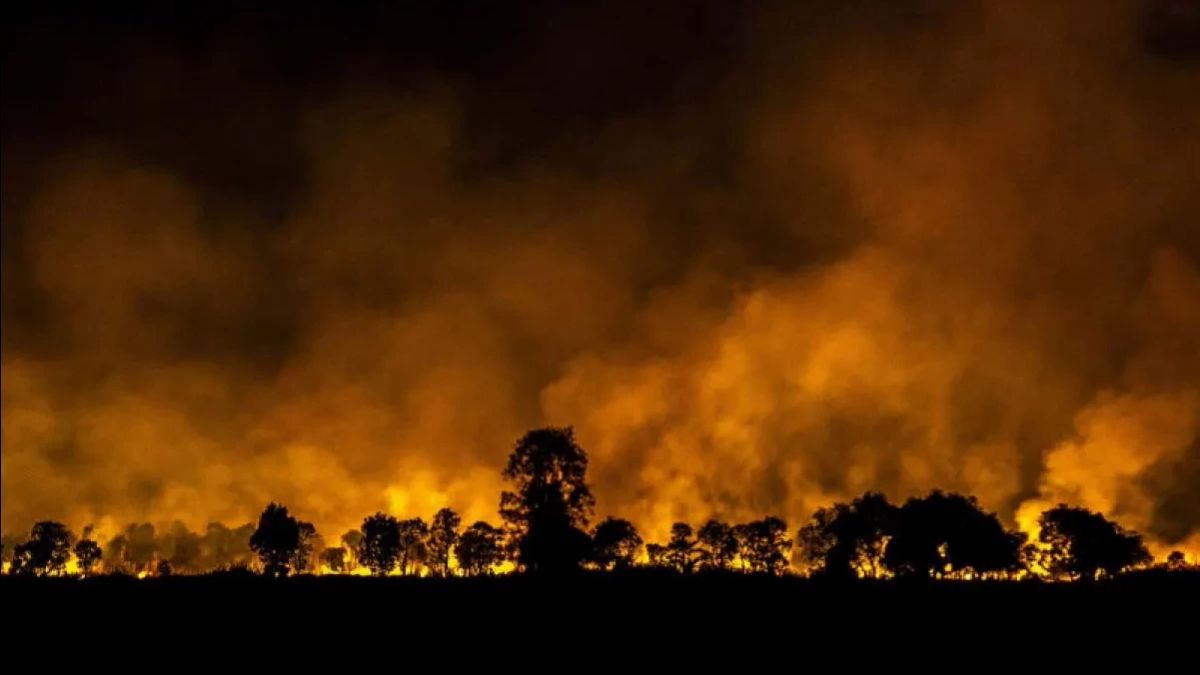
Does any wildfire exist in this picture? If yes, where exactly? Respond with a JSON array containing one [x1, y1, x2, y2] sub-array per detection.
[[3, 1, 1200, 575]]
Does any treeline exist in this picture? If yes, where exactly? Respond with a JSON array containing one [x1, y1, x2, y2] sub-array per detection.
[[3, 427, 1196, 580]]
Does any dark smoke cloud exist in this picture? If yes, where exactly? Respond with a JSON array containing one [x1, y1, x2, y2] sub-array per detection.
[[3, 1, 1198, 557]]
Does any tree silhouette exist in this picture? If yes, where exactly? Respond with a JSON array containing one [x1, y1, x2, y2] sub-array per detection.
[[290, 521, 320, 574], [397, 518, 429, 575], [661, 523, 703, 573], [738, 517, 793, 575], [7, 467, 1191, 585], [427, 508, 461, 577], [123, 523, 158, 574], [1038, 505, 1151, 579], [103, 533, 129, 574], [200, 522, 255, 571], [456, 521, 505, 576], [321, 546, 347, 573], [73, 537, 103, 576], [798, 492, 896, 579], [12, 521, 74, 576], [249, 503, 303, 577], [358, 513, 402, 576], [500, 426, 595, 573], [165, 521, 203, 573], [645, 543, 667, 568], [1, 534, 25, 570], [883, 491, 1025, 578], [589, 517, 642, 570], [340, 529, 363, 571], [697, 519, 738, 571]]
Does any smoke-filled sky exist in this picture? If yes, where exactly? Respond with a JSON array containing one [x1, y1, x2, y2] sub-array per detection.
[[3, 0, 1199, 555]]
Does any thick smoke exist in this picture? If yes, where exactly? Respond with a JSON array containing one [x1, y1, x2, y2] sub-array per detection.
[[2, 1, 1198, 556]]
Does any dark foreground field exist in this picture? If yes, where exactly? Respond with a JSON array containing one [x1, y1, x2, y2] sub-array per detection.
[[5, 569, 1196, 656]]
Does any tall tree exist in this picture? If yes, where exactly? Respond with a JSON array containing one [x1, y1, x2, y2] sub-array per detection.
[[589, 517, 643, 570], [249, 503, 303, 577], [73, 538, 103, 576], [165, 521, 203, 573], [12, 522, 74, 576], [201, 522, 255, 571], [456, 521, 505, 577], [123, 523, 159, 574], [357, 513, 402, 576], [397, 518, 429, 575], [290, 521, 321, 574], [697, 519, 739, 571], [739, 517, 792, 575], [797, 492, 897, 578], [103, 534, 130, 574], [663, 523, 703, 573], [500, 426, 595, 573], [427, 508, 461, 577], [1038, 505, 1151, 580]]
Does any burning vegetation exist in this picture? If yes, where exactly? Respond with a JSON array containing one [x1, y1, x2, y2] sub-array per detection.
[[4, 2, 1200, 585], [3, 427, 1195, 582]]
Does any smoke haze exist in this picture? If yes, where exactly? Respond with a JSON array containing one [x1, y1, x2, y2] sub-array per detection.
[[3, 0, 1198, 556]]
